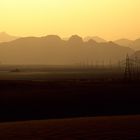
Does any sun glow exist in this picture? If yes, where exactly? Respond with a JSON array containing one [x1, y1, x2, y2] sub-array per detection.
[[0, 0, 140, 40]]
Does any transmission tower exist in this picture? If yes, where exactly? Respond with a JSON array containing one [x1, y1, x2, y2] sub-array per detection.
[[124, 54, 132, 80]]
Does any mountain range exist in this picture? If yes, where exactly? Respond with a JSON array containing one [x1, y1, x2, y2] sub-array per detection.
[[84, 37, 140, 51], [0, 34, 134, 65], [84, 36, 106, 43], [0, 32, 140, 49], [114, 38, 140, 50]]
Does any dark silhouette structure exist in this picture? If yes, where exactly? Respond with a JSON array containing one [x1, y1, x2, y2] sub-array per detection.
[[123, 54, 140, 81], [124, 54, 132, 80]]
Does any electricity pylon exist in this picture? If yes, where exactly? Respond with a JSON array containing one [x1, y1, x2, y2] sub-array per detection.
[[124, 54, 132, 80]]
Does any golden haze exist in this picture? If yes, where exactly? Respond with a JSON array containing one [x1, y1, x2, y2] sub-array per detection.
[[0, 0, 140, 40]]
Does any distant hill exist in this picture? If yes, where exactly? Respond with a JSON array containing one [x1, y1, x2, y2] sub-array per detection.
[[131, 39, 140, 50], [0, 32, 18, 43], [115, 38, 140, 51], [0, 35, 134, 65], [132, 50, 140, 59], [84, 36, 106, 43], [115, 39, 133, 47]]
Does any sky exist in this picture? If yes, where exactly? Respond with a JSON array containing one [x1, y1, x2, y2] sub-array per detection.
[[0, 0, 140, 40]]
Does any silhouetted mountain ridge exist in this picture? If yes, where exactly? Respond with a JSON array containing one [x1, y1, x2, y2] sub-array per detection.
[[115, 38, 140, 50], [84, 36, 106, 43], [0, 35, 134, 65], [115, 39, 133, 47]]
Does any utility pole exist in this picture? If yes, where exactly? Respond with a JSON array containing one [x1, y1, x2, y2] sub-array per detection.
[[134, 56, 139, 80], [118, 60, 121, 70], [109, 59, 112, 69], [95, 60, 98, 69], [124, 54, 132, 81], [102, 60, 105, 69]]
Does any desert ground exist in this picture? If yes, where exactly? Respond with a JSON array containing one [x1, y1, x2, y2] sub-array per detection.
[[0, 115, 140, 139], [0, 65, 139, 139]]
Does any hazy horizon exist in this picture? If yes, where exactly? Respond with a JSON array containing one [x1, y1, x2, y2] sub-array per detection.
[[0, 0, 140, 40], [0, 32, 140, 42], [0, 0, 140, 65]]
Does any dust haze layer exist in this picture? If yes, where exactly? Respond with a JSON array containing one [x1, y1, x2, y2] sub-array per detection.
[[0, 35, 133, 65]]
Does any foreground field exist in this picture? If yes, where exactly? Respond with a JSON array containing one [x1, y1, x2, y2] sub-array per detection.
[[0, 66, 139, 139], [0, 66, 140, 121], [0, 77, 140, 122], [0, 115, 140, 139]]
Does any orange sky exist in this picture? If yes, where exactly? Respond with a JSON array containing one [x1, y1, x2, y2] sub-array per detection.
[[0, 0, 140, 40]]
